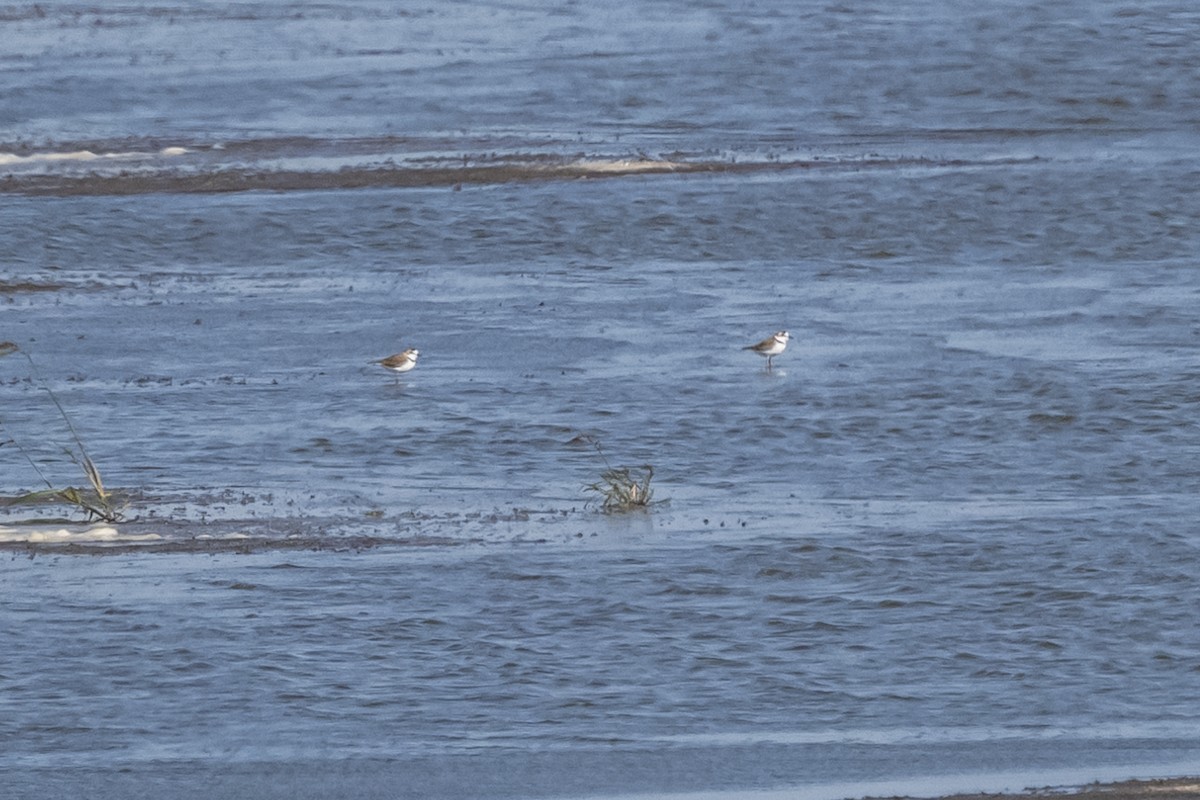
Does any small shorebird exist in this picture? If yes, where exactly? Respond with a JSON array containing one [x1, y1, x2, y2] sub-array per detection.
[[374, 348, 419, 381], [744, 330, 790, 370]]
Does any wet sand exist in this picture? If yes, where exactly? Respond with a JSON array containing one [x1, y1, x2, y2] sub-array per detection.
[[906, 778, 1200, 800]]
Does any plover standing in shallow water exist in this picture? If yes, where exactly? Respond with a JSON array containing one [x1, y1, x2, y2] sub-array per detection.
[[374, 348, 419, 381], [744, 331, 790, 370]]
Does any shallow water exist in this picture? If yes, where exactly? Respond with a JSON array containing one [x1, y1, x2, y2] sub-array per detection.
[[5, 541, 1200, 800], [3, 1, 1200, 798]]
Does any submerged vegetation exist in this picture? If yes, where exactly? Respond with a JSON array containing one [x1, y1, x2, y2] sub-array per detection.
[[0, 343, 125, 523], [582, 435, 656, 513]]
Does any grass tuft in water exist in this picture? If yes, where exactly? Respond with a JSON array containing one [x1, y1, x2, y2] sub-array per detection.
[[582, 435, 656, 513], [1, 345, 125, 523]]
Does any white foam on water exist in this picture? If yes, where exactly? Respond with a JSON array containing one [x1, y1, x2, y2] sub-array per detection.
[[570, 158, 685, 173], [0, 147, 187, 166], [0, 523, 160, 544]]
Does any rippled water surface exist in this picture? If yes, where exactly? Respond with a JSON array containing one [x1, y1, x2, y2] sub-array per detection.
[[3, 2, 1200, 798]]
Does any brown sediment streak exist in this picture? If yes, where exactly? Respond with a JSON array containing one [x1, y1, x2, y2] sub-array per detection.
[[0, 280, 67, 293], [0, 534, 413, 556], [0, 155, 1037, 197]]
